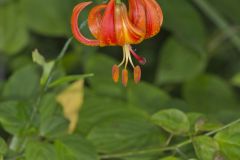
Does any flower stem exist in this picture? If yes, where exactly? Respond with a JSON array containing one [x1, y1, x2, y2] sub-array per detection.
[[192, 0, 240, 52], [116, 0, 121, 4]]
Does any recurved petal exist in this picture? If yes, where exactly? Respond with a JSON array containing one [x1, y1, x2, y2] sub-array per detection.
[[99, 0, 117, 46], [142, 0, 163, 38], [71, 2, 100, 46], [115, 3, 145, 45], [88, 4, 107, 39], [128, 0, 146, 32]]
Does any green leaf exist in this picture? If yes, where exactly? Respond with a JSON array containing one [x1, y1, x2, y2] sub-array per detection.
[[49, 74, 94, 88], [21, 0, 73, 36], [55, 135, 99, 160], [127, 82, 170, 114], [0, 101, 29, 134], [32, 49, 46, 66], [0, 2, 29, 54], [0, 137, 7, 155], [32, 49, 55, 86], [85, 54, 124, 98], [215, 123, 240, 160], [193, 136, 219, 160], [25, 141, 56, 160], [183, 74, 239, 119], [187, 113, 222, 135], [151, 109, 190, 135], [160, 0, 206, 51], [39, 94, 68, 138], [77, 91, 135, 135], [231, 73, 240, 87], [87, 111, 167, 153], [160, 156, 182, 160], [2, 65, 40, 100], [155, 38, 206, 84]]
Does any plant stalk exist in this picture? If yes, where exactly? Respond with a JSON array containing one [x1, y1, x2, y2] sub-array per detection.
[[192, 0, 240, 52]]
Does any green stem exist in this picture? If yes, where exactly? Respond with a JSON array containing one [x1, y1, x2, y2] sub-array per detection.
[[100, 117, 240, 159], [192, 0, 240, 52], [116, 0, 121, 4], [9, 37, 73, 153], [206, 118, 240, 136]]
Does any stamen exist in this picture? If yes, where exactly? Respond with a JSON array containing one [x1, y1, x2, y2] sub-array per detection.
[[112, 65, 119, 83], [118, 47, 126, 67], [129, 45, 146, 65], [122, 69, 128, 86], [134, 65, 141, 84], [124, 45, 135, 68], [123, 45, 129, 69]]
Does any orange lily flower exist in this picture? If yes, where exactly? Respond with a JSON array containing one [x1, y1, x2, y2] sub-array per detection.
[[71, 0, 163, 86]]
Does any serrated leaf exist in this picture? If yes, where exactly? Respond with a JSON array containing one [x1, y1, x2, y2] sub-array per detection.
[[215, 123, 240, 160], [39, 94, 68, 138], [2, 65, 40, 100], [25, 141, 56, 160], [193, 136, 219, 160], [57, 80, 84, 133], [55, 135, 99, 160], [87, 111, 167, 153], [151, 109, 190, 135], [0, 101, 29, 134]]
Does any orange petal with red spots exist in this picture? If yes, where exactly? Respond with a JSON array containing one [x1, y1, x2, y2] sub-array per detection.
[[88, 4, 107, 39], [71, 2, 100, 46], [142, 0, 163, 38], [128, 0, 146, 33], [114, 3, 145, 45], [99, 0, 117, 46]]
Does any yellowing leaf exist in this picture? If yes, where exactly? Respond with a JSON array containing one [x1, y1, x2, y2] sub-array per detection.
[[57, 80, 84, 134]]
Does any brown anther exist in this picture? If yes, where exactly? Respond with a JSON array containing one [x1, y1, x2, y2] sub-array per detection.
[[122, 69, 128, 86], [134, 65, 141, 84], [112, 64, 119, 83]]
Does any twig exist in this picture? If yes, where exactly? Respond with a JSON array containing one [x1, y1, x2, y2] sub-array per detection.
[[100, 117, 240, 159]]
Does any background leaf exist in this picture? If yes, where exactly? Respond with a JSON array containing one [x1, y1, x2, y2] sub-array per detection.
[[151, 109, 190, 135], [155, 38, 206, 84]]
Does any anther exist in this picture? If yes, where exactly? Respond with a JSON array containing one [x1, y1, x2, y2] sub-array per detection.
[[122, 69, 128, 86], [112, 64, 119, 83], [134, 65, 141, 84]]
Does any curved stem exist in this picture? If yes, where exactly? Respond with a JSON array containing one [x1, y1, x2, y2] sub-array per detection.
[[192, 0, 240, 52], [100, 117, 240, 159]]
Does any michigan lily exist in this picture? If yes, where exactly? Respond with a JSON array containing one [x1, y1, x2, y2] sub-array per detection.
[[71, 0, 163, 86]]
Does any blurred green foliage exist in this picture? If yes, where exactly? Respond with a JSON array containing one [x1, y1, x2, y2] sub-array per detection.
[[0, 0, 240, 159]]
